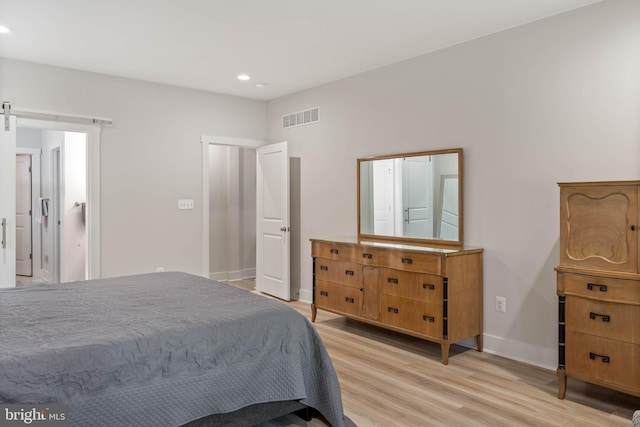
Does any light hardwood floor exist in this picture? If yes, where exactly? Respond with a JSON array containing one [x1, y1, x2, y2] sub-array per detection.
[[222, 281, 639, 426]]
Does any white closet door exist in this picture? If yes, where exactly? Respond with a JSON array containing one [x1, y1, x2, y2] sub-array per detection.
[[15, 154, 32, 276]]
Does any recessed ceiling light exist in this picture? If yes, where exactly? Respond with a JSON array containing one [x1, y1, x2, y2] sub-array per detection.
[[255, 83, 268, 89], [237, 74, 250, 81], [0, 25, 13, 34]]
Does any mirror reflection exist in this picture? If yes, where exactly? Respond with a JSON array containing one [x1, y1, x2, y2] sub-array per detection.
[[358, 149, 462, 244]]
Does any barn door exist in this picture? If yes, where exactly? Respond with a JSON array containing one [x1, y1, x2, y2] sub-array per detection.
[[0, 114, 17, 288]]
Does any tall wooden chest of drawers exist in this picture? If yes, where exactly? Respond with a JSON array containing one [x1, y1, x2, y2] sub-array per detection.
[[556, 181, 640, 398], [311, 237, 483, 365]]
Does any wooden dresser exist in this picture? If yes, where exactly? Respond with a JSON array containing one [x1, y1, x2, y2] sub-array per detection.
[[311, 237, 483, 364], [556, 181, 640, 399]]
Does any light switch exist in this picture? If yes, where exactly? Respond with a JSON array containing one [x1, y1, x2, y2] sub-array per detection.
[[178, 199, 194, 210]]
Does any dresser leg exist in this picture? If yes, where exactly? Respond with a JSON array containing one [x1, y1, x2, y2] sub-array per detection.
[[441, 342, 450, 365], [556, 368, 567, 399], [475, 334, 483, 352], [311, 303, 317, 322]]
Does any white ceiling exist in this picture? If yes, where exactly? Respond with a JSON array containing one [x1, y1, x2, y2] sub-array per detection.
[[0, 0, 602, 101]]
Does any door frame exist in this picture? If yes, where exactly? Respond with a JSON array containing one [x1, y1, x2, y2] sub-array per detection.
[[18, 118, 102, 280], [200, 135, 265, 279]]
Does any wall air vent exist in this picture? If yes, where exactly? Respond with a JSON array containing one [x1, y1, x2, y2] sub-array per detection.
[[282, 107, 319, 129]]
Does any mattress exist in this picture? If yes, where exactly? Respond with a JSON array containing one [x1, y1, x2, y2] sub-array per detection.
[[0, 272, 354, 427]]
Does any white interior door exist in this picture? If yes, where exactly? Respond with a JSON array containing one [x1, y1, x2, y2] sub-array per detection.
[[256, 141, 290, 301], [440, 175, 459, 240], [0, 115, 17, 288], [16, 154, 32, 276], [372, 159, 394, 236]]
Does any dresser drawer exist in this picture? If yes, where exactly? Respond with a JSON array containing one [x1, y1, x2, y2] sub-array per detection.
[[380, 268, 443, 304], [355, 246, 379, 265], [315, 259, 361, 287], [561, 272, 640, 304], [315, 281, 361, 317], [378, 250, 442, 274], [565, 331, 640, 391], [312, 241, 357, 262], [381, 295, 442, 338], [566, 296, 640, 344]]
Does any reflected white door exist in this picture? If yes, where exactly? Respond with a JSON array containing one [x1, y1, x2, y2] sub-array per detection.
[[256, 141, 290, 300], [372, 159, 394, 236], [0, 115, 17, 288], [440, 175, 459, 240], [402, 156, 433, 238], [16, 154, 32, 276]]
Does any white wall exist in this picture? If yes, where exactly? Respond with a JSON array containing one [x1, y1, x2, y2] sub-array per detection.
[[16, 128, 42, 149], [266, 0, 640, 368], [0, 57, 267, 278]]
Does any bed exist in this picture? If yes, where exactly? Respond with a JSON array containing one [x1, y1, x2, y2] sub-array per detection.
[[0, 272, 354, 427]]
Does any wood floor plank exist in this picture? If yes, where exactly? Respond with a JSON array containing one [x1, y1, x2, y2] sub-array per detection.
[[225, 284, 639, 426]]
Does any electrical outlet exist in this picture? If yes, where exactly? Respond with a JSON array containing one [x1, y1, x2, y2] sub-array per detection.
[[495, 296, 506, 313], [178, 199, 194, 210]]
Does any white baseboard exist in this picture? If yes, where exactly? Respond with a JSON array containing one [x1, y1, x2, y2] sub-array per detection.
[[298, 288, 313, 303], [481, 333, 557, 371], [210, 269, 256, 282]]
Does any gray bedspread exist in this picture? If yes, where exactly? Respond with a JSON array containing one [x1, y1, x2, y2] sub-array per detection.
[[0, 272, 354, 427]]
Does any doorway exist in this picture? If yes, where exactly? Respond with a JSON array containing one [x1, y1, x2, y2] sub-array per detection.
[[200, 137, 301, 301], [207, 144, 257, 283], [15, 124, 93, 284]]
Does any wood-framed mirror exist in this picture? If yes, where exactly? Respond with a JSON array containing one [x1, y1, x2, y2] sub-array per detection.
[[357, 148, 463, 247]]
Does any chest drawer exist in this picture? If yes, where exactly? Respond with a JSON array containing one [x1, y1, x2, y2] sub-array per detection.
[[380, 268, 443, 304], [312, 241, 357, 262], [565, 331, 640, 391], [566, 296, 640, 344], [315, 281, 361, 317], [315, 259, 361, 287], [381, 295, 442, 338], [378, 250, 442, 274], [560, 272, 640, 304]]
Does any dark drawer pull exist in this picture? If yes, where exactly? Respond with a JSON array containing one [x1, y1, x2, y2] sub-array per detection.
[[401, 257, 413, 264], [589, 352, 610, 363], [330, 249, 339, 254], [587, 283, 608, 292], [589, 312, 610, 322], [320, 291, 329, 297], [345, 270, 355, 276], [423, 315, 435, 323], [345, 297, 355, 304], [362, 253, 373, 259], [387, 277, 398, 284], [387, 307, 399, 314], [423, 283, 435, 290], [320, 265, 329, 271]]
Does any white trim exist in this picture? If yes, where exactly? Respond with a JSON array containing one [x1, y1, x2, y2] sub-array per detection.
[[200, 136, 266, 279], [298, 288, 313, 303], [201, 135, 265, 149], [15, 147, 42, 280], [17, 118, 101, 279]]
